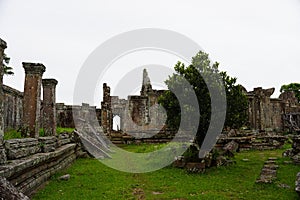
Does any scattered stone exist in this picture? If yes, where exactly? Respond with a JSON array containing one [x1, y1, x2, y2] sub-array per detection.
[[277, 183, 291, 189], [295, 172, 300, 196], [256, 158, 278, 183], [215, 156, 227, 167], [282, 148, 293, 157], [132, 188, 145, 200], [152, 191, 163, 195], [0, 177, 30, 200], [59, 174, 71, 181], [228, 129, 237, 137], [292, 153, 300, 165], [242, 159, 249, 162], [283, 161, 293, 164], [223, 140, 239, 155], [185, 162, 205, 173]]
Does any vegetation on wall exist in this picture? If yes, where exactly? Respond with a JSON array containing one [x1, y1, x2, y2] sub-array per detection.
[[2, 53, 14, 75], [280, 83, 300, 103]]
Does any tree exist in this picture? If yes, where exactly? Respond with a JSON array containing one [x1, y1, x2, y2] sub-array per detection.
[[2, 54, 14, 75], [220, 71, 248, 128], [280, 83, 300, 103], [158, 51, 248, 147]]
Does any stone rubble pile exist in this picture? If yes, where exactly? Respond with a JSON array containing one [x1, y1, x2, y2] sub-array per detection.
[[283, 136, 300, 164]]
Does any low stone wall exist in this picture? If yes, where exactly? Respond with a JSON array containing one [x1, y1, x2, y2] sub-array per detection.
[[3, 85, 23, 132], [215, 133, 287, 152], [39, 136, 57, 153], [0, 133, 83, 196], [109, 129, 178, 144], [0, 144, 77, 196], [4, 138, 40, 160]]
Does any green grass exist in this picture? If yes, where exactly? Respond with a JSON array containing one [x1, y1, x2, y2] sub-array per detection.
[[33, 145, 300, 200], [56, 127, 75, 134], [3, 129, 22, 140], [4, 127, 75, 140]]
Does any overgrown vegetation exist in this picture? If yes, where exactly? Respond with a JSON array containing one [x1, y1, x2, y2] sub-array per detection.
[[2, 53, 14, 75], [4, 127, 74, 140], [280, 83, 300, 103], [3, 129, 22, 140], [159, 51, 248, 146], [33, 144, 299, 200]]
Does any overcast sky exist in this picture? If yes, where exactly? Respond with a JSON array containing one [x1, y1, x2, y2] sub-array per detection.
[[0, 0, 300, 106]]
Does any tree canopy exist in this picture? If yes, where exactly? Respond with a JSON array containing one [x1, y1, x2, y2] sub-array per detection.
[[158, 51, 248, 146], [280, 83, 300, 103]]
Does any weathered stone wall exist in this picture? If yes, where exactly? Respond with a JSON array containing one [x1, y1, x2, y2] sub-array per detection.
[[109, 129, 176, 144], [56, 103, 101, 128], [0, 133, 80, 196], [101, 69, 167, 137], [247, 87, 300, 132], [3, 85, 23, 132], [0, 38, 7, 164], [215, 132, 287, 151]]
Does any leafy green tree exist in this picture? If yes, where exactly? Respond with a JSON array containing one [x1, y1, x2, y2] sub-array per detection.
[[2, 53, 14, 75], [280, 83, 300, 103], [220, 71, 248, 128], [159, 51, 248, 146]]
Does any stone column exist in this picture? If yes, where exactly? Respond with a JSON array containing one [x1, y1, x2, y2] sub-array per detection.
[[42, 79, 58, 136], [101, 83, 112, 134], [22, 62, 45, 138], [0, 38, 7, 164]]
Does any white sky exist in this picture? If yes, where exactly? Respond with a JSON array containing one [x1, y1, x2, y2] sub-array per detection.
[[0, 0, 300, 106]]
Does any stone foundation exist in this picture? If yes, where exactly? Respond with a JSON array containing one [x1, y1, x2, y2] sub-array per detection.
[[4, 138, 40, 160], [215, 131, 287, 151], [0, 143, 77, 196]]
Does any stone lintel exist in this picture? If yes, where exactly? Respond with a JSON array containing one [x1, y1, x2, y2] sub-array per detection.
[[22, 62, 46, 75], [42, 78, 58, 87], [0, 38, 7, 49]]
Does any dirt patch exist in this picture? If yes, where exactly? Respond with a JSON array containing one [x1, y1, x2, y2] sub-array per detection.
[[133, 188, 145, 200]]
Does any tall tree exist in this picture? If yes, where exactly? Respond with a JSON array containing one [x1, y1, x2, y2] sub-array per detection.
[[159, 51, 248, 147], [280, 83, 300, 103]]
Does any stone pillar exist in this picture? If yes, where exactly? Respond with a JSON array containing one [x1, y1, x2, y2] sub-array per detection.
[[22, 62, 45, 138], [101, 83, 112, 134], [42, 79, 58, 136], [0, 38, 7, 164]]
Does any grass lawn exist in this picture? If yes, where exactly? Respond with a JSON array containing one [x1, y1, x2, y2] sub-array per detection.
[[33, 144, 299, 200]]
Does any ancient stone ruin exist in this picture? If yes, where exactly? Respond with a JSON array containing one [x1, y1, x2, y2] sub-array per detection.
[[0, 38, 109, 197], [0, 38, 7, 165], [1, 35, 300, 198], [247, 87, 300, 132], [22, 62, 45, 138], [101, 69, 168, 143]]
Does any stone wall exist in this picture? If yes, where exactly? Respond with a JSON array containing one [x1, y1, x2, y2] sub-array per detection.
[[0, 133, 81, 196], [101, 69, 166, 137], [56, 103, 101, 128], [3, 85, 23, 132], [215, 132, 287, 152], [0, 38, 7, 164], [246, 87, 300, 132]]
